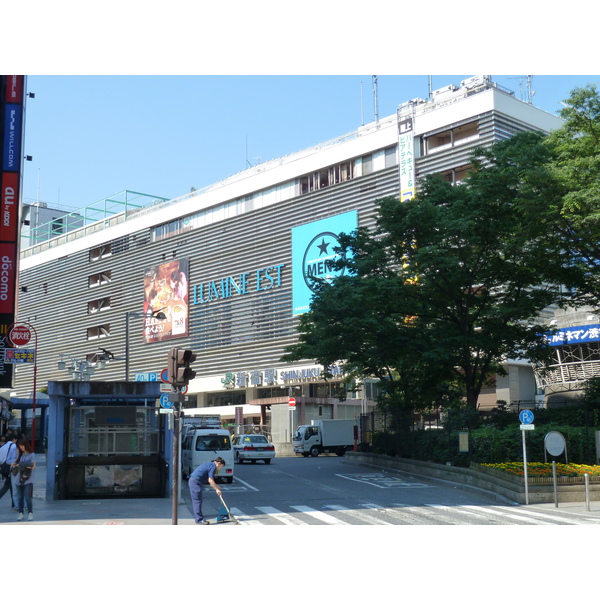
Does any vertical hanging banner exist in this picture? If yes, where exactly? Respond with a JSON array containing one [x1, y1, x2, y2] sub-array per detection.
[[398, 117, 415, 202], [0, 75, 27, 388]]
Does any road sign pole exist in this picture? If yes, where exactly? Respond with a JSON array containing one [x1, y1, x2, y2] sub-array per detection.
[[171, 392, 183, 525], [9, 322, 38, 451], [522, 429, 529, 505], [518, 410, 534, 506]]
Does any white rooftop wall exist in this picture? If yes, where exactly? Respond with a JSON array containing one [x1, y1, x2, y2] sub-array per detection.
[[20, 85, 562, 271]]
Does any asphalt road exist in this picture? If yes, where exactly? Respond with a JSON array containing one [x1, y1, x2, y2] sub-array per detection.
[[204, 455, 600, 525]]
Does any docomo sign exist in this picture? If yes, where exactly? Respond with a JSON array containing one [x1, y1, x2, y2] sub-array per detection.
[[9, 325, 31, 347]]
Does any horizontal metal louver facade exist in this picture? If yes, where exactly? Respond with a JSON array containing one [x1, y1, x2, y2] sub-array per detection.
[[16, 167, 398, 391]]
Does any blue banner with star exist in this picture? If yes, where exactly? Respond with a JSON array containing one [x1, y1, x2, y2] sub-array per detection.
[[291, 210, 357, 315]]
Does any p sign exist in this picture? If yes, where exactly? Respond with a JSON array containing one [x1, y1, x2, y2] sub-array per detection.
[[9, 325, 31, 347]]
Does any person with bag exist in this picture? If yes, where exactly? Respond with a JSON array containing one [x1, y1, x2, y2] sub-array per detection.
[[0, 434, 18, 510], [12, 438, 35, 521]]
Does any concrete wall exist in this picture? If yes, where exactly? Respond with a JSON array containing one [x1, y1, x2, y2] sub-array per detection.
[[344, 452, 600, 504]]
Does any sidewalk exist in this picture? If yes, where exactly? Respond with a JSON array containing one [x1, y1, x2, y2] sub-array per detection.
[[0, 454, 232, 525]]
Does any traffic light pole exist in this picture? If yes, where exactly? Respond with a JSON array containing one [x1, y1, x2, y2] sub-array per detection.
[[171, 392, 184, 525], [167, 347, 197, 525]]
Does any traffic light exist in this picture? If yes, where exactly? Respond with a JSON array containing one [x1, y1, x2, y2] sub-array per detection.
[[167, 347, 197, 389]]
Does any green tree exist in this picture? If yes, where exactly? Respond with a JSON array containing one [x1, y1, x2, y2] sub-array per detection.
[[541, 84, 600, 307], [283, 132, 565, 411]]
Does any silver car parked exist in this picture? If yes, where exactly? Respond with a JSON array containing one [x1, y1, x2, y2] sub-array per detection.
[[232, 434, 276, 464]]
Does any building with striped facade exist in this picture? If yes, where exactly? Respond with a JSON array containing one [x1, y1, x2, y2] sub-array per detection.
[[13, 76, 565, 443]]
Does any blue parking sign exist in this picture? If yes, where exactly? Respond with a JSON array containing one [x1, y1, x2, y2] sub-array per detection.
[[519, 410, 534, 424], [160, 393, 174, 409]]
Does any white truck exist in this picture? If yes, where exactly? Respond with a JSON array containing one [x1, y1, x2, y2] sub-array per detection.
[[293, 419, 356, 457]]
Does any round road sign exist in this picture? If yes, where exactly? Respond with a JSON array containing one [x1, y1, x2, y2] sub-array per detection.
[[9, 325, 31, 347], [519, 410, 534, 425], [160, 393, 174, 409], [288, 397, 296, 407], [545, 431, 566, 456]]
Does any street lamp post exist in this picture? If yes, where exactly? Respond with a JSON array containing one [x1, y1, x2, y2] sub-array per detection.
[[125, 309, 166, 381], [57, 349, 116, 381]]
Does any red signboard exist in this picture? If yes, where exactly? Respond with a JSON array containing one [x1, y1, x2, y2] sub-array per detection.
[[9, 325, 30, 347], [5, 75, 23, 103], [1, 172, 19, 242], [0, 244, 17, 314], [288, 397, 296, 407]]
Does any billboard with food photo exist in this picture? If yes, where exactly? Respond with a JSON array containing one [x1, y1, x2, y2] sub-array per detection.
[[143, 258, 189, 343]]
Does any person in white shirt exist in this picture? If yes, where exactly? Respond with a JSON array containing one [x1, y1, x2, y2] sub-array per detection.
[[0, 434, 18, 510]]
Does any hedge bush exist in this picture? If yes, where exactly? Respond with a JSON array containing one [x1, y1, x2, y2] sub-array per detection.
[[401, 424, 599, 466]]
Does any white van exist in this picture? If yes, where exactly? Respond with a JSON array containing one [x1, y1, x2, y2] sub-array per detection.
[[181, 419, 234, 483]]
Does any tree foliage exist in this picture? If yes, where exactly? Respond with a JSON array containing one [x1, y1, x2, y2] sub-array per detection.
[[540, 84, 600, 307], [283, 131, 567, 411], [283, 84, 600, 415]]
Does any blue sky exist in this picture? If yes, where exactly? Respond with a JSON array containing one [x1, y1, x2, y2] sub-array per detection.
[[20, 75, 599, 213]]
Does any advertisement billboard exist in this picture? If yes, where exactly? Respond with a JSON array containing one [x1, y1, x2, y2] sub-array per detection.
[[291, 210, 357, 315], [143, 258, 189, 343]]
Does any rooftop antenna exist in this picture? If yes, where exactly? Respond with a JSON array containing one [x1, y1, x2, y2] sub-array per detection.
[[373, 75, 379, 124], [508, 75, 535, 103], [507, 76, 525, 101], [360, 81, 364, 126], [526, 75, 535, 104], [428, 75, 433, 100]]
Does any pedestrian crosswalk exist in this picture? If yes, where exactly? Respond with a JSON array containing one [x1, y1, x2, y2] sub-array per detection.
[[227, 502, 600, 526]]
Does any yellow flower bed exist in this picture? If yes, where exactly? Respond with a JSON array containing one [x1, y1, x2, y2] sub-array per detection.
[[480, 462, 600, 478]]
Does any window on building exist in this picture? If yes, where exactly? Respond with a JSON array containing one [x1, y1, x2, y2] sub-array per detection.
[[362, 379, 380, 399], [309, 382, 346, 398], [424, 121, 479, 155], [361, 153, 373, 175], [331, 161, 354, 184], [88, 270, 112, 287], [257, 387, 288, 399], [299, 159, 356, 195], [86, 324, 111, 340], [439, 165, 472, 184], [385, 146, 397, 168], [154, 219, 178, 241], [206, 391, 247, 406], [88, 297, 111, 314], [90, 243, 112, 262]]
